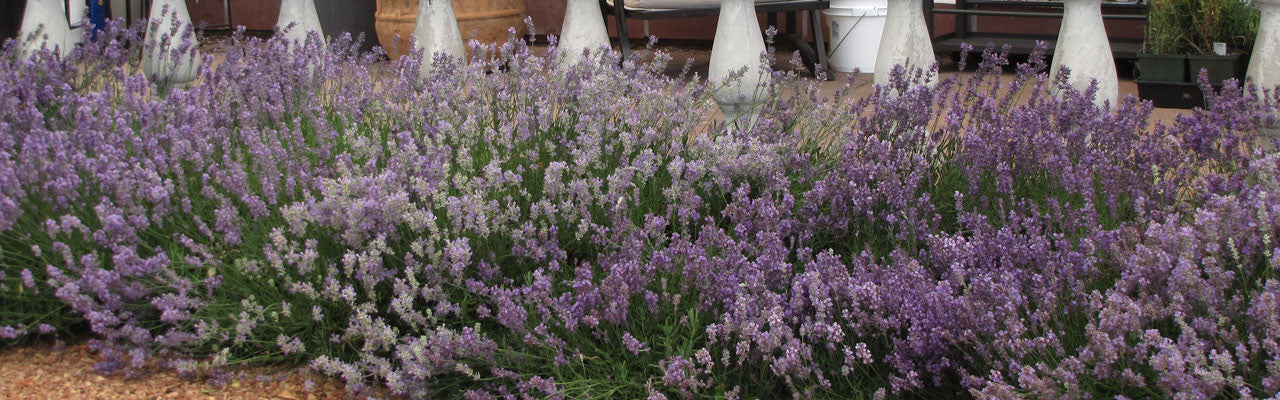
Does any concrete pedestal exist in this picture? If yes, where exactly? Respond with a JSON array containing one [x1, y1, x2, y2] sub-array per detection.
[[708, 0, 769, 125], [1248, 0, 1280, 98], [142, 0, 202, 87], [874, 0, 936, 87], [414, 0, 466, 75], [18, 0, 73, 58], [1051, 0, 1118, 107], [278, 0, 326, 47], [558, 0, 611, 64]]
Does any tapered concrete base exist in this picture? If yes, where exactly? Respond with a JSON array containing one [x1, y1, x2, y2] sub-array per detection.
[[1050, 0, 1118, 107], [277, 0, 326, 47], [414, 0, 466, 76], [1248, 0, 1280, 101], [873, 0, 936, 89], [142, 0, 202, 87], [558, 0, 611, 65], [709, 0, 768, 129], [18, 0, 74, 58]]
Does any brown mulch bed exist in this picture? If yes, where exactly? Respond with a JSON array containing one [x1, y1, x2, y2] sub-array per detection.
[[0, 342, 356, 399]]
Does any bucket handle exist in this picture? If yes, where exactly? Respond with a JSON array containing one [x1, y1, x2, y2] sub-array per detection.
[[827, 10, 875, 58]]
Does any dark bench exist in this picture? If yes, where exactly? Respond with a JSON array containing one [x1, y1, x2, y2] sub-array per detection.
[[926, 0, 1149, 59], [600, 0, 832, 77]]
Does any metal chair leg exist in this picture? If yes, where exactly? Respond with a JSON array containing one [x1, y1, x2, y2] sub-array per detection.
[[612, 0, 631, 61], [810, 8, 830, 80]]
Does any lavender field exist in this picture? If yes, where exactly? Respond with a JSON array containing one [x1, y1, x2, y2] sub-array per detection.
[[2, 22, 1280, 399]]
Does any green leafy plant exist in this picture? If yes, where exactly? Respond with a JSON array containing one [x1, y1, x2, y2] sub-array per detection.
[[1188, 0, 1261, 54], [1152, 0, 1259, 54], [1144, 0, 1193, 55], [1146, 0, 1260, 55]]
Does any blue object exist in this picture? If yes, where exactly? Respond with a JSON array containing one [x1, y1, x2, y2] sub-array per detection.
[[89, 0, 107, 39]]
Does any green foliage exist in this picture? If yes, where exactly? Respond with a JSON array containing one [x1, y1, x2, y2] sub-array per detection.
[[1189, 0, 1262, 54], [1146, 0, 1261, 55], [1146, 0, 1194, 54]]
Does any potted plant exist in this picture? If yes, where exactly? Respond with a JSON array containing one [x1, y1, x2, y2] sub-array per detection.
[[1184, 0, 1259, 83], [1137, 0, 1190, 83], [1138, 0, 1260, 108]]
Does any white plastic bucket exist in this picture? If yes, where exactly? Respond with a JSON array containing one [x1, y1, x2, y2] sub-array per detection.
[[830, 0, 887, 9], [824, 7, 888, 73]]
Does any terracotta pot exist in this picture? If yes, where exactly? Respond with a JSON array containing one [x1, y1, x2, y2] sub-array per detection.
[[375, 0, 526, 59]]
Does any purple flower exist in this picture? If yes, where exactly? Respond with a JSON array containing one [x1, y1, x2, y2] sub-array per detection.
[[622, 332, 648, 355]]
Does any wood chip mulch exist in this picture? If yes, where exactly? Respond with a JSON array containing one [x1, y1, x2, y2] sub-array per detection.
[[0, 342, 359, 399]]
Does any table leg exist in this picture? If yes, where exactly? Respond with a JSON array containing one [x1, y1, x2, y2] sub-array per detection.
[[811, 8, 829, 78], [613, 0, 631, 61]]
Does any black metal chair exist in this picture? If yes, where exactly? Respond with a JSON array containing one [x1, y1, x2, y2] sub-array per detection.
[[600, 0, 832, 78]]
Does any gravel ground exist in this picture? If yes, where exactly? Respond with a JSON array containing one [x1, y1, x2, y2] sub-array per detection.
[[0, 342, 360, 400]]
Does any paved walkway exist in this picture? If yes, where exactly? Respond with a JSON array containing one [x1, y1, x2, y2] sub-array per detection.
[[0, 342, 360, 400]]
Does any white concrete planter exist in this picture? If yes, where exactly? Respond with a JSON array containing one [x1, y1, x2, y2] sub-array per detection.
[[142, 0, 202, 87], [414, 0, 467, 74], [709, 0, 769, 122], [558, 0, 612, 64], [1248, 0, 1280, 98], [277, 0, 326, 47], [18, 0, 74, 58], [1050, 0, 1117, 107], [873, 0, 935, 87], [67, 0, 87, 46]]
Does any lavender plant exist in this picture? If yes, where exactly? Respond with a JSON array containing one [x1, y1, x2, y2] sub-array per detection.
[[1, 18, 1279, 400]]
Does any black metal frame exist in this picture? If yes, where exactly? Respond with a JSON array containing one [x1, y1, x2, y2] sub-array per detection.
[[926, 0, 1149, 58], [65, 0, 77, 28], [600, 0, 831, 76], [120, 0, 148, 28], [120, 0, 235, 30]]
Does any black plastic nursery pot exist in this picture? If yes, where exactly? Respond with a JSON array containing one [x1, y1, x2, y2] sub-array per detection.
[[1187, 53, 1247, 85], [1136, 80, 1206, 109], [1136, 53, 1188, 83], [314, 0, 379, 53]]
